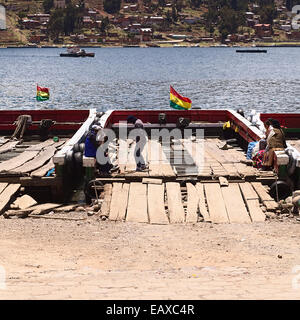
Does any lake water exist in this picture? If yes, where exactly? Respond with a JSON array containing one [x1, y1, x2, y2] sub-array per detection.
[[0, 47, 299, 115]]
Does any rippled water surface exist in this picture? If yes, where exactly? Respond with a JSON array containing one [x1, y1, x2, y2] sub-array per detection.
[[0, 47, 299, 114]]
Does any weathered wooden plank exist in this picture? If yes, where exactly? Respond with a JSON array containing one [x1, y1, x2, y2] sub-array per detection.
[[28, 203, 61, 215], [3, 202, 61, 218], [251, 182, 273, 202], [100, 184, 113, 217], [148, 140, 175, 177], [109, 183, 129, 221], [239, 182, 259, 200], [30, 159, 54, 177], [219, 176, 229, 187], [221, 163, 240, 177], [142, 178, 162, 185], [0, 150, 39, 172], [0, 183, 8, 195], [251, 182, 278, 211], [0, 184, 21, 214], [148, 183, 168, 224], [148, 140, 161, 177], [166, 182, 185, 223], [204, 183, 229, 223], [0, 140, 20, 154], [186, 183, 199, 223], [195, 183, 211, 222], [109, 183, 123, 221], [126, 182, 148, 223], [13, 146, 57, 174], [181, 139, 206, 176], [26, 139, 57, 151], [245, 199, 265, 222], [239, 182, 265, 221], [221, 183, 251, 223], [0, 138, 9, 146], [234, 162, 257, 177]]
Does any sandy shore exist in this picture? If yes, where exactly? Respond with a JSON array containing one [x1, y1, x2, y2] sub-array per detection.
[[0, 212, 300, 300]]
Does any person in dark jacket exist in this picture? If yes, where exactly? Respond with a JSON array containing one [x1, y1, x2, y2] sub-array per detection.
[[84, 125, 100, 158]]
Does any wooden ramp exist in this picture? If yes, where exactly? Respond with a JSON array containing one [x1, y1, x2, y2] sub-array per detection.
[[103, 180, 270, 224]]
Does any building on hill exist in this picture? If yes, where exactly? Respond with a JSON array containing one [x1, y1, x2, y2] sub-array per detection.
[[0, 4, 6, 30], [254, 24, 273, 38]]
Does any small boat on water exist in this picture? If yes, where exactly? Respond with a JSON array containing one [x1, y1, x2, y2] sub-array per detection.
[[60, 46, 95, 57], [236, 49, 267, 53]]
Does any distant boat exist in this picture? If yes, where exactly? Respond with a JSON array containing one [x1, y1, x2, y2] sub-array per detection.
[[146, 43, 160, 47], [236, 49, 267, 53], [60, 46, 95, 57]]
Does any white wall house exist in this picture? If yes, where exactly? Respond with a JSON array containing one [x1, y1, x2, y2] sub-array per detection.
[[0, 5, 6, 30]]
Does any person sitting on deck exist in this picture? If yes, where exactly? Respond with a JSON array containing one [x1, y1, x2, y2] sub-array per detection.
[[262, 119, 287, 170], [127, 115, 148, 172], [84, 125, 101, 158]]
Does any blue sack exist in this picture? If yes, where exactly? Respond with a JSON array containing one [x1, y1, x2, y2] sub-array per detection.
[[246, 141, 258, 160]]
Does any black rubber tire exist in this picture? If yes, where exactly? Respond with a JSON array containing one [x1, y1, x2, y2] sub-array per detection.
[[269, 180, 292, 201], [65, 150, 73, 163], [79, 143, 85, 153], [74, 152, 83, 164], [73, 143, 80, 153]]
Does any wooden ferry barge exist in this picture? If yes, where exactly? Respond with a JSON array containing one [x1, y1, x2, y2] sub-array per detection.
[[0, 108, 299, 223]]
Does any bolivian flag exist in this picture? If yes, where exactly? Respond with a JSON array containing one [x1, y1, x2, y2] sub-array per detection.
[[170, 86, 192, 110], [36, 85, 50, 101]]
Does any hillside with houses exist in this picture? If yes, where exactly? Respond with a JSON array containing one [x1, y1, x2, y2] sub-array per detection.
[[0, 0, 299, 47]]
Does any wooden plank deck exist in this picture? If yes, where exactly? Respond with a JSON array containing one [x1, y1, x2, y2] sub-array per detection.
[[104, 179, 277, 224]]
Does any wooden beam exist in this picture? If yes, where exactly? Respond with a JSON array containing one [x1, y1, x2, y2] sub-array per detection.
[[31, 159, 54, 177], [251, 182, 278, 211], [0, 183, 8, 195], [204, 183, 229, 223], [186, 183, 199, 223], [126, 182, 148, 223], [221, 183, 251, 223], [195, 183, 211, 222], [100, 184, 113, 217], [0, 141, 20, 154], [166, 182, 185, 223], [0, 184, 21, 214], [109, 183, 123, 221], [148, 183, 168, 224]]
